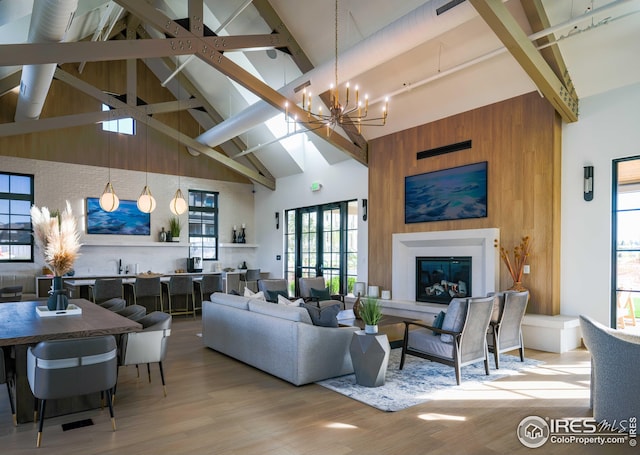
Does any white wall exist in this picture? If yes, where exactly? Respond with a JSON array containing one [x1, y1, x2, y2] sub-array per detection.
[[0, 156, 254, 276], [253, 149, 369, 282], [561, 82, 640, 325]]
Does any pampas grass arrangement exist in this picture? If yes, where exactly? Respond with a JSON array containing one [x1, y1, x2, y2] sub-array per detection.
[[31, 201, 81, 276]]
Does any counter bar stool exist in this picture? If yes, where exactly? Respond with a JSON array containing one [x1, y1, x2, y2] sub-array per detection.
[[133, 276, 163, 314]]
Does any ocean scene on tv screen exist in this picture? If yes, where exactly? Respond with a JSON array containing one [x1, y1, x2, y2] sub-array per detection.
[[405, 162, 487, 223], [86, 198, 150, 235]]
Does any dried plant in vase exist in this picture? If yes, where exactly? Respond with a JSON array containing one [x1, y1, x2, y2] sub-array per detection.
[[500, 236, 531, 291], [31, 201, 81, 310]]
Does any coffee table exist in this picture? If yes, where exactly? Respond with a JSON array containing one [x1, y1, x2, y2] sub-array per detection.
[[340, 314, 419, 348]]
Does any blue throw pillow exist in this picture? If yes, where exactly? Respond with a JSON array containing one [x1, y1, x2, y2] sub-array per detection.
[[303, 303, 340, 327], [310, 287, 331, 301], [432, 311, 446, 336], [265, 289, 289, 303]]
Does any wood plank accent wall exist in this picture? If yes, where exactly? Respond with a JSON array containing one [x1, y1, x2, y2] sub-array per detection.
[[0, 60, 250, 185], [368, 92, 562, 315]]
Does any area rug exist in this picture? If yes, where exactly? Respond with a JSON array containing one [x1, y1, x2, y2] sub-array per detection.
[[316, 349, 543, 412]]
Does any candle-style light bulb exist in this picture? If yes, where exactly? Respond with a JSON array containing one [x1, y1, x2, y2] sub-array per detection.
[[355, 85, 359, 105], [345, 82, 350, 105]]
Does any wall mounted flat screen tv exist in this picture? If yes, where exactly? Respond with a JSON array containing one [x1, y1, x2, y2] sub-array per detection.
[[405, 161, 487, 223], [86, 197, 150, 235]]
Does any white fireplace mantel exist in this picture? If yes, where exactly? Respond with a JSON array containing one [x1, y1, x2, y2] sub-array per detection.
[[391, 228, 500, 301]]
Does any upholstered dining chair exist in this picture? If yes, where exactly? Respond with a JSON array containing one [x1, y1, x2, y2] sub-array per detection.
[[579, 315, 640, 424], [27, 335, 118, 447], [400, 296, 496, 385], [1, 347, 16, 425], [90, 278, 123, 304], [118, 311, 172, 397], [486, 290, 529, 368], [99, 297, 127, 312], [115, 304, 147, 322], [133, 276, 163, 313], [163, 276, 194, 317]]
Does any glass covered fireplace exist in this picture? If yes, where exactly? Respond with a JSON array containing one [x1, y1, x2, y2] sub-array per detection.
[[416, 256, 472, 304]]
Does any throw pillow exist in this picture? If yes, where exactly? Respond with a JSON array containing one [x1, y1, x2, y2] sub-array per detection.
[[265, 289, 289, 303], [309, 287, 331, 301], [303, 302, 340, 327], [277, 294, 304, 307], [432, 311, 446, 336], [243, 287, 266, 301], [440, 298, 468, 343]]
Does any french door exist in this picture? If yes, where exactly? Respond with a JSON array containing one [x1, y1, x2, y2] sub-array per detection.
[[285, 200, 358, 296], [612, 157, 640, 330]]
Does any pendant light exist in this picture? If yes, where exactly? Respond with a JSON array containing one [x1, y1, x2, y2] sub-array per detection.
[[170, 90, 187, 215], [137, 121, 156, 213], [99, 109, 119, 212]]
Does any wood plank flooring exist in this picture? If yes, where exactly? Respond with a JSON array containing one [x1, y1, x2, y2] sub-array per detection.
[[0, 317, 627, 454]]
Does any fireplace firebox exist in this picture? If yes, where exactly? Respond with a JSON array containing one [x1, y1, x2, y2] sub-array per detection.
[[416, 256, 472, 304]]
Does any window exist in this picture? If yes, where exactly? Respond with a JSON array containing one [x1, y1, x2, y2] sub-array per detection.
[[102, 104, 135, 135], [285, 200, 358, 295], [0, 172, 34, 262], [188, 190, 219, 261]]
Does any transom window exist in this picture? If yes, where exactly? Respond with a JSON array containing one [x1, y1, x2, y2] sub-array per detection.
[[0, 172, 34, 262], [188, 190, 219, 261], [102, 104, 135, 135]]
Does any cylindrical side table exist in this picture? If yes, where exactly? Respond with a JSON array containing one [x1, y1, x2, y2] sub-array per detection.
[[349, 330, 391, 387]]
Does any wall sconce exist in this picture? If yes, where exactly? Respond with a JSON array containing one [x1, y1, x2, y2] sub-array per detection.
[[275, 211, 280, 229], [362, 198, 368, 221], [584, 166, 594, 201]]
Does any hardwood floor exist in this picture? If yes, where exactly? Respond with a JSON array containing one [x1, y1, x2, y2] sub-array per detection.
[[0, 317, 631, 454]]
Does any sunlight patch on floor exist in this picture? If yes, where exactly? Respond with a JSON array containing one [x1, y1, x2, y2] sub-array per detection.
[[325, 422, 358, 429], [418, 413, 466, 421]]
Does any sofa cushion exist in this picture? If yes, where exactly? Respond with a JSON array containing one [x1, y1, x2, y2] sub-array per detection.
[[277, 294, 304, 307], [210, 292, 250, 310], [310, 287, 331, 301], [303, 302, 340, 327], [441, 298, 468, 343], [266, 289, 289, 303], [249, 300, 313, 324]]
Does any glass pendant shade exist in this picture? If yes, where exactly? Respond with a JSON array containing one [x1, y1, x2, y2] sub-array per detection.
[[99, 181, 119, 212], [137, 185, 156, 213], [170, 188, 187, 215]]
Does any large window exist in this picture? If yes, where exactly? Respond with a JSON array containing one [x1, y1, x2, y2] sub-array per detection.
[[285, 200, 358, 295], [188, 190, 219, 261], [102, 104, 135, 135], [0, 172, 34, 262]]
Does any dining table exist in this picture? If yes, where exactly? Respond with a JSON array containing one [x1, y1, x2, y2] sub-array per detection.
[[0, 299, 142, 423]]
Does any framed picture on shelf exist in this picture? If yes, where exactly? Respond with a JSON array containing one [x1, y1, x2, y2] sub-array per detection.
[[86, 197, 150, 235], [405, 161, 488, 223]]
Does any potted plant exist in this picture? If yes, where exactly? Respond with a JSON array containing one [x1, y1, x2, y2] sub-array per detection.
[[168, 216, 181, 242], [360, 296, 382, 334]]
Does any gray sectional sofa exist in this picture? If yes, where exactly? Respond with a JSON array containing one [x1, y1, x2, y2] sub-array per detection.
[[202, 292, 358, 385]]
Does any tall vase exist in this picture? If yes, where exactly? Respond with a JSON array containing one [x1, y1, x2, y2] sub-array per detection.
[[47, 276, 69, 311]]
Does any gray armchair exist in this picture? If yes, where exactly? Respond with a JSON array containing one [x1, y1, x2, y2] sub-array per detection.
[[27, 335, 118, 447], [579, 315, 640, 424], [487, 290, 529, 368], [99, 297, 127, 312], [118, 311, 172, 397], [400, 296, 495, 385], [257, 279, 289, 302], [0, 285, 22, 302], [298, 277, 344, 308]]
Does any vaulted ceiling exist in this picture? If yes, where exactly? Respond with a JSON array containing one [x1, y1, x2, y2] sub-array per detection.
[[0, 0, 638, 190]]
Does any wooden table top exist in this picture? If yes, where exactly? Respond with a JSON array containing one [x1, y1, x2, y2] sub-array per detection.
[[0, 299, 142, 346]]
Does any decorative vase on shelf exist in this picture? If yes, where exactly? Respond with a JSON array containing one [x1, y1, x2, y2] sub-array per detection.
[[352, 296, 361, 319], [47, 276, 69, 311]]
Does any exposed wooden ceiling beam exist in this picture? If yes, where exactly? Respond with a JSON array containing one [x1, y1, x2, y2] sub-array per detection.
[[115, 0, 367, 164], [54, 68, 275, 190], [468, 0, 578, 122], [0, 33, 283, 66]]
